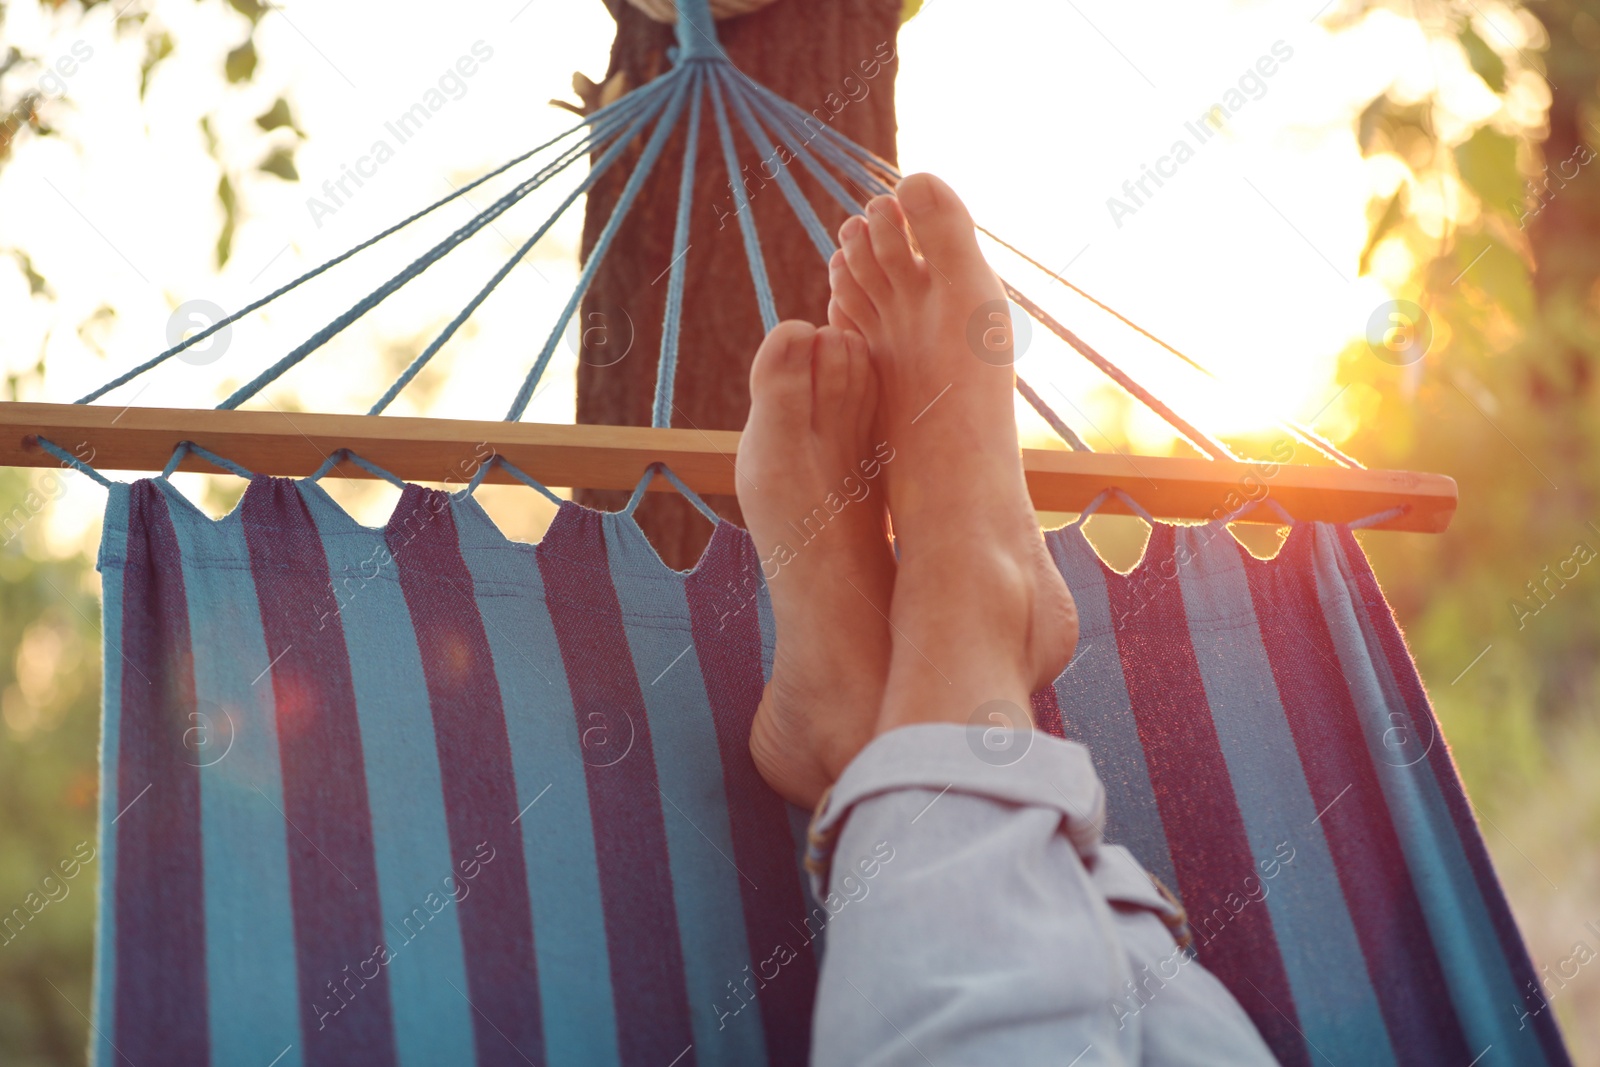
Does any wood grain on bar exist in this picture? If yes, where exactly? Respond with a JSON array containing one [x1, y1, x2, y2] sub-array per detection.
[[0, 402, 1456, 532]]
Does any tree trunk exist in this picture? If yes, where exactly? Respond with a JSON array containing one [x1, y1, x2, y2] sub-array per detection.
[[576, 0, 902, 569]]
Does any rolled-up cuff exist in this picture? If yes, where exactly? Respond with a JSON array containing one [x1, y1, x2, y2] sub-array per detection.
[[805, 722, 1186, 936]]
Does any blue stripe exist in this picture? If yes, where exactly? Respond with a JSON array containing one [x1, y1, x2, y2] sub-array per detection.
[[158, 483, 305, 1067], [1043, 526, 1179, 891], [602, 514, 768, 1066], [449, 496, 622, 1066], [1175, 525, 1396, 1065], [1311, 527, 1540, 1062], [298, 483, 474, 1066], [89, 484, 129, 1067]]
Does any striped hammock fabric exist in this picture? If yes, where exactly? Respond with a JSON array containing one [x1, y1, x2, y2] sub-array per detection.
[[90, 475, 1569, 1067]]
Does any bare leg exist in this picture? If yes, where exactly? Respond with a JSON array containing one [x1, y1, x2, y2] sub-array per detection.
[[736, 321, 896, 807]]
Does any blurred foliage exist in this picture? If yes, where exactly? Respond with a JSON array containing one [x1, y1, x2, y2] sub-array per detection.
[[0, 0, 300, 276], [0, 0, 286, 1059], [0, 460, 103, 1066], [1331, 0, 1600, 1052]]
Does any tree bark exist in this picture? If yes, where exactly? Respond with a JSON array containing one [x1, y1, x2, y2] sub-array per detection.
[[576, 0, 902, 569]]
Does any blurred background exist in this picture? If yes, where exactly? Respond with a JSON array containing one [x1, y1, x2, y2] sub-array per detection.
[[1, 0, 1597, 1060]]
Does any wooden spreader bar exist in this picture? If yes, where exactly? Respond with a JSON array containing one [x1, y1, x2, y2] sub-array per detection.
[[0, 403, 1456, 532]]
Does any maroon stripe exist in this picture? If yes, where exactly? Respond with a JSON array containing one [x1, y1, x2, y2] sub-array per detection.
[[536, 504, 695, 1065], [1333, 528, 1571, 1067], [684, 524, 817, 1067], [113, 481, 210, 1064], [241, 478, 396, 1066], [388, 487, 544, 1066], [1245, 529, 1468, 1063], [1104, 525, 1308, 1067], [1030, 683, 1065, 739]]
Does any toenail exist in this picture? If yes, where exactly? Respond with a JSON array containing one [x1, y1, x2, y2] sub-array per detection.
[[840, 216, 865, 240]]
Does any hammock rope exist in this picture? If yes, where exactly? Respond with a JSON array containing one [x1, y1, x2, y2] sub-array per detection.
[[160, 440, 255, 480], [310, 448, 407, 488], [73, 83, 664, 407], [504, 67, 700, 422], [68, 0, 1345, 484], [707, 70, 780, 334], [653, 68, 706, 427], [370, 74, 684, 415], [624, 461, 722, 524], [31, 436, 113, 487], [230, 78, 683, 414], [463, 453, 566, 505], [976, 223, 1364, 470]]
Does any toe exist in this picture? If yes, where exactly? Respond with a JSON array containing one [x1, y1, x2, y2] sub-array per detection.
[[829, 249, 877, 335], [827, 294, 861, 335], [748, 320, 818, 419], [841, 329, 878, 437], [811, 325, 852, 422], [839, 214, 892, 305], [865, 194, 920, 284], [895, 173, 984, 278]]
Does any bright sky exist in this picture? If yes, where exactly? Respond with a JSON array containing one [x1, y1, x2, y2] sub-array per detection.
[[0, 0, 1540, 545]]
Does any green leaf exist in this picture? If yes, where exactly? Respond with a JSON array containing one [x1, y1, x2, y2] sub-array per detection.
[[1359, 188, 1408, 275], [215, 173, 237, 269], [225, 37, 256, 84], [1454, 125, 1523, 216], [0, 47, 26, 80], [254, 97, 305, 138], [226, 0, 269, 25], [1459, 23, 1507, 94], [199, 114, 219, 155], [1356, 92, 1433, 158], [9, 249, 50, 297], [258, 144, 298, 182], [139, 31, 173, 100]]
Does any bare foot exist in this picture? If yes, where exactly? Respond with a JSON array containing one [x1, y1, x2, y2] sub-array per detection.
[[828, 174, 1078, 732], [737, 320, 896, 807]]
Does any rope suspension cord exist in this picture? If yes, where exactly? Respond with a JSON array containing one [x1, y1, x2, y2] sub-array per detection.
[[463, 453, 565, 505], [1004, 283, 1240, 461], [229, 75, 684, 412], [706, 69, 780, 334], [23, 0, 1443, 537], [744, 79, 899, 193], [160, 441, 254, 480], [739, 87, 879, 218], [652, 69, 706, 428], [368, 75, 688, 415], [31, 437, 114, 487], [718, 65, 837, 261], [310, 448, 406, 488], [1015, 377, 1092, 451], [503, 66, 699, 423], [74, 82, 664, 407], [0, 0, 1458, 533], [626, 0, 782, 22], [624, 461, 721, 524], [735, 81, 1230, 461], [975, 224, 1365, 470]]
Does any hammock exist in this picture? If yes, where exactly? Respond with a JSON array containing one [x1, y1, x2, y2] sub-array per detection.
[[4, 0, 1567, 1063], [85, 466, 1566, 1067]]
